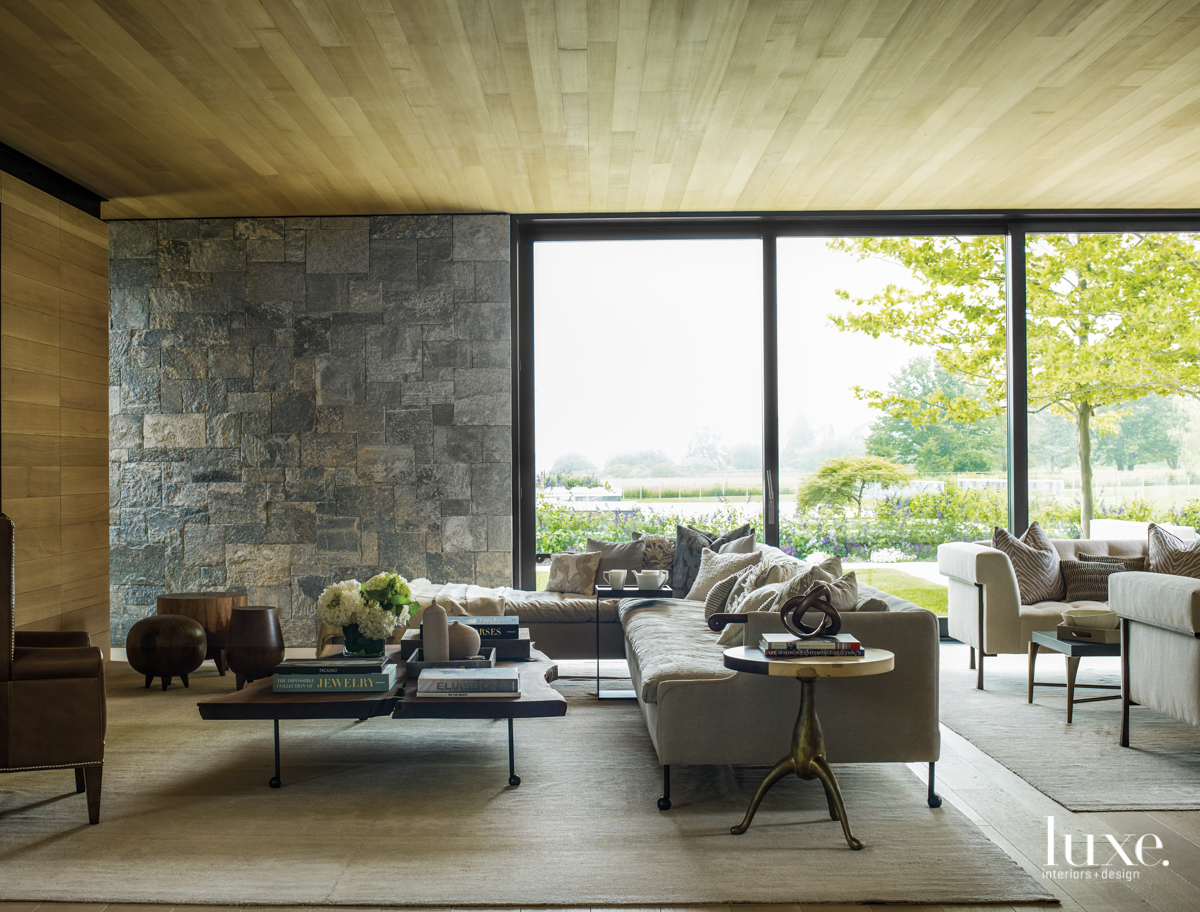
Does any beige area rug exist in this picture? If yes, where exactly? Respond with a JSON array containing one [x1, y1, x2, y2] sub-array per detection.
[[939, 647, 1200, 811], [0, 662, 1051, 906]]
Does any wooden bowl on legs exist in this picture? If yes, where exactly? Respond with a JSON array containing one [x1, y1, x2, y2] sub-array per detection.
[[225, 605, 286, 691], [127, 614, 207, 690]]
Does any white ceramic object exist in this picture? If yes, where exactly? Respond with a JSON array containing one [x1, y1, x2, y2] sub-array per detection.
[[1062, 607, 1119, 630], [446, 620, 481, 660], [607, 569, 627, 589], [423, 601, 450, 661], [636, 569, 668, 589]]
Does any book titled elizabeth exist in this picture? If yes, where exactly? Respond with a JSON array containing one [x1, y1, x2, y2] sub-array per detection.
[[272, 664, 398, 693], [416, 667, 520, 697], [422, 615, 519, 640]]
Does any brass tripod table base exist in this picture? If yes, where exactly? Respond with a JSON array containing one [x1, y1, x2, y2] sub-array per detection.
[[722, 645, 895, 850], [730, 676, 862, 848]]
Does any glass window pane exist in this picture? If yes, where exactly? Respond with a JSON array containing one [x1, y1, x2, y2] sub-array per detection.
[[533, 239, 763, 586], [1026, 232, 1200, 540], [778, 236, 1008, 615]]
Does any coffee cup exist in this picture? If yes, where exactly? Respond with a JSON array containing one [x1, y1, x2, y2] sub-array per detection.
[[607, 569, 628, 589], [636, 569, 668, 589]]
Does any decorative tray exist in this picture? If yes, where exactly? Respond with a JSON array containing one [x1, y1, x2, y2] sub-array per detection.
[[405, 647, 497, 678]]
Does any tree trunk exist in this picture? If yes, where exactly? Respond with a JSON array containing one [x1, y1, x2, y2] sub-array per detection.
[[1077, 402, 1094, 538]]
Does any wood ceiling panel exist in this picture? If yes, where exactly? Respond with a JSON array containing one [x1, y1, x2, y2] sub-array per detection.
[[2, 0, 1200, 217]]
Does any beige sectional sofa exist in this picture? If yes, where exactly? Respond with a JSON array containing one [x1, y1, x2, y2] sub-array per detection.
[[316, 543, 943, 810]]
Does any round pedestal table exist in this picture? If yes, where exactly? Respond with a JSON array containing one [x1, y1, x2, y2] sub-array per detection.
[[157, 591, 248, 675]]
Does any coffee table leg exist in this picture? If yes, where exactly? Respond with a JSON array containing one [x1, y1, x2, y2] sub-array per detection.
[[1066, 655, 1080, 724], [1028, 641, 1039, 703], [507, 718, 520, 787], [731, 677, 863, 849], [270, 719, 282, 789]]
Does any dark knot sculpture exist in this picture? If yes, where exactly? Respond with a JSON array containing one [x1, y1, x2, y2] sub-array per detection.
[[778, 583, 842, 639]]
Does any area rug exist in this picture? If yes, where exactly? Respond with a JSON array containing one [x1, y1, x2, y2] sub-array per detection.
[[939, 649, 1200, 811], [0, 662, 1051, 906]]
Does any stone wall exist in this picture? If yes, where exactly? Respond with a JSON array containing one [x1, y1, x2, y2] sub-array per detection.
[[109, 215, 512, 645]]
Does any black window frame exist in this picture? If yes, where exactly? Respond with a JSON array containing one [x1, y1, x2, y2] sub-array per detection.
[[511, 209, 1200, 588]]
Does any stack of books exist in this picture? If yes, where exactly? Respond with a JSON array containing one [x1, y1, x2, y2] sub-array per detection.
[[272, 656, 398, 692], [421, 615, 520, 641], [759, 632, 865, 658], [416, 667, 521, 698]]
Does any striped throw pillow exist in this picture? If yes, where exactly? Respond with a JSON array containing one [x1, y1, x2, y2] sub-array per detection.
[[1061, 560, 1121, 601], [993, 521, 1064, 604], [1149, 524, 1200, 579], [1080, 552, 1147, 572]]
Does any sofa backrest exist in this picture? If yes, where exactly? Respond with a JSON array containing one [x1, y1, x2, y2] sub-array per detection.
[[1049, 538, 1147, 561]]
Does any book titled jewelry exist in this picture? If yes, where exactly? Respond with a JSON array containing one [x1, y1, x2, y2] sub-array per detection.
[[416, 666, 521, 696], [272, 664, 398, 692]]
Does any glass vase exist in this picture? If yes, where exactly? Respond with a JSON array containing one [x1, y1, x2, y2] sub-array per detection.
[[341, 622, 385, 657]]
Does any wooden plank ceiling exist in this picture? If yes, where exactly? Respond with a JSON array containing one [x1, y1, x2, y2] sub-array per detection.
[[2, 0, 1200, 219]]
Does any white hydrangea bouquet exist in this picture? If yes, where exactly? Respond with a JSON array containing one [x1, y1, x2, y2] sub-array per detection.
[[317, 571, 417, 656]]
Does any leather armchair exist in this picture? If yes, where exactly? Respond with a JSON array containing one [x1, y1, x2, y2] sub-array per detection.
[[1, 513, 106, 824]]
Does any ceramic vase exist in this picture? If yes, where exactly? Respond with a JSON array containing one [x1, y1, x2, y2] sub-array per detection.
[[423, 601, 450, 662], [447, 619, 481, 660]]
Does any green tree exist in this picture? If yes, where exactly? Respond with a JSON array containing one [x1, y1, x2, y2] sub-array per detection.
[[865, 358, 1005, 473], [797, 455, 913, 517], [830, 234, 1200, 537], [684, 426, 729, 470], [1094, 395, 1185, 471]]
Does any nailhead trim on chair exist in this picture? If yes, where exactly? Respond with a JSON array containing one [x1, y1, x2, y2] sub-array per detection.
[[0, 760, 103, 773]]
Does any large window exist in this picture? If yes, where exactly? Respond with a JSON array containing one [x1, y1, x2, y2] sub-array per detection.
[[514, 215, 1200, 589], [532, 239, 762, 585]]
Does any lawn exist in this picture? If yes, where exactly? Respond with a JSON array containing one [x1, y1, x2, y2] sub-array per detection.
[[854, 568, 948, 616]]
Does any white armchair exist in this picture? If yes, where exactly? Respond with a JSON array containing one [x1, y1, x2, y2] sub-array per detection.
[[1110, 571, 1200, 746], [937, 537, 1147, 689]]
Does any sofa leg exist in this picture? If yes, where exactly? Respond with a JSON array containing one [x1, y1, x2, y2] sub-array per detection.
[[1120, 617, 1131, 748], [927, 762, 943, 808], [969, 646, 975, 670], [658, 764, 671, 811], [84, 765, 102, 825]]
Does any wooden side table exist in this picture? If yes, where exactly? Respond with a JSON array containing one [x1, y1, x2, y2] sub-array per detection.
[[158, 591, 248, 676], [1028, 630, 1121, 723], [723, 645, 895, 850]]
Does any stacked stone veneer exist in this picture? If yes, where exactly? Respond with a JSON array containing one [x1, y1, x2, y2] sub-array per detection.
[[109, 215, 512, 645]]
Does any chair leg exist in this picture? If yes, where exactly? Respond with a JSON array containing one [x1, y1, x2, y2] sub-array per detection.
[[658, 764, 671, 811], [84, 765, 102, 825], [927, 762, 943, 808], [74, 767, 85, 793], [969, 646, 975, 670]]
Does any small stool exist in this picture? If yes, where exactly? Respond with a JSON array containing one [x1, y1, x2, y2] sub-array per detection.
[[127, 615, 207, 690], [226, 606, 286, 691], [157, 591, 248, 675]]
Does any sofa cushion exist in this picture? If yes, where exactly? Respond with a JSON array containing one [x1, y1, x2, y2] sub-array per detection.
[[1149, 523, 1200, 579], [620, 598, 732, 703], [993, 522, 1064, 603], [503, 588, 622, 623], [671, 526, 714, 598], [586, 537, 645, 587], [546, 551, 602, 595], [686, 547, 763, 601]]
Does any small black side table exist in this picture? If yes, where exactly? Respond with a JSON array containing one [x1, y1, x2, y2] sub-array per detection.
[[1029, 630, 1121, 723], [593, 584, 671, 700]]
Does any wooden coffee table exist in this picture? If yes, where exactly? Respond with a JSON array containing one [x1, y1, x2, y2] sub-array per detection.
[[198, 646, 566, 788], [1028, 630, 1121, 723]]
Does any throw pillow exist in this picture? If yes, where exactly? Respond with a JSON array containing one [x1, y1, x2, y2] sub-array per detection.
[[824, 571, 859, 613], [1148, 523, 1200, 578], [710, 523, 754, 552], [703, 570, 745, 619], [671, 525, 716, 598], [857, 597, 888, 612], [686, 548, 763, 602], [717, 562, 838, 646], [586, 537, 646, 586], [1080, 552, 1148, 572], [632, 531, 674, 575], [717, 532, 756, 554], [1061, 559, 1121, 602], [993, 522, 1064, 604], [545, 551, 603, 596]]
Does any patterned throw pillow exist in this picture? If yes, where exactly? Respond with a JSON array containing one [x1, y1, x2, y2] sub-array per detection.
[[1061, 560, 1121, 601], [703, 570, 744, 619], [1080, 553, 1148, 572], [717, 562, 839, 646], [586, 537, 646, 586], [993, 522, 1064, 604], [671, 526, 715, 598], [633, 531, 675, 575], [685, 547, 763, 602], [1148, 524, 1200, 578], [545, 551, 603, 596]]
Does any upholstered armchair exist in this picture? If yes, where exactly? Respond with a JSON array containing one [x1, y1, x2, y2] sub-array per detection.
[[1, 513, 106, 824], [1110, 571, 1200, 746]]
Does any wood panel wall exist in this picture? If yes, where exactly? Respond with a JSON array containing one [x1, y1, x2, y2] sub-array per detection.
[[1, 171, 110, 657]]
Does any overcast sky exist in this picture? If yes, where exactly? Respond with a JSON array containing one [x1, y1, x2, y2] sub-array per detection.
[[533, 237, 926, 472]]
